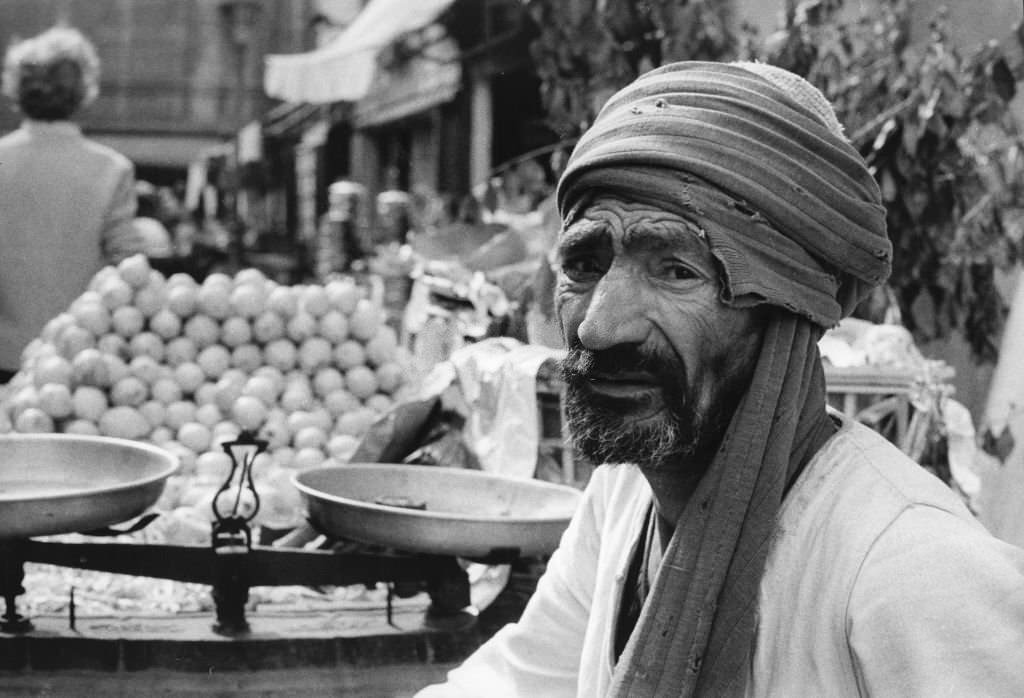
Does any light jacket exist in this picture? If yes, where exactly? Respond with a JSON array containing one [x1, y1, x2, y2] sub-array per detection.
[[0, 119, 138, 370], [419, 416, 1024, 696]]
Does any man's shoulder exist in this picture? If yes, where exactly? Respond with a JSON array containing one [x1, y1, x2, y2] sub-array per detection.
[[801, 416, 969, 518], [774, 416, 976, 572]]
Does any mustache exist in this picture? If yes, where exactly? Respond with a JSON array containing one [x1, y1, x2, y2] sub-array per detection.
[[560, 343, 683, 384]]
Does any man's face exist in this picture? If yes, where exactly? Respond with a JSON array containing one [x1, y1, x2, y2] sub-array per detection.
[[555, 196, 766, 470]]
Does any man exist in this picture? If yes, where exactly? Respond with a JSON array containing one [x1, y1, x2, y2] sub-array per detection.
[[0, 26, 140, 381], [417, 61, 1024, 696]]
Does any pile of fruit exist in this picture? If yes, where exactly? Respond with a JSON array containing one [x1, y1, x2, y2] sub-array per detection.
[[0, 255, 417, 540]]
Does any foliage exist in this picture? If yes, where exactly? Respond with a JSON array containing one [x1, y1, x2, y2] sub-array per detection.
[[524, 0, 1024, 361], [756, 0, 1024, 361], [523, 0, 735, 138]]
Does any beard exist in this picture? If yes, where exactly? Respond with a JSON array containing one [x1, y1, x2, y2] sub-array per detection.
[[559, 343, 751, 470]]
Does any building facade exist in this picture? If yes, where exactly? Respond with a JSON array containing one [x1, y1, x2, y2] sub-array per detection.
[[0, 0, 313, 184]]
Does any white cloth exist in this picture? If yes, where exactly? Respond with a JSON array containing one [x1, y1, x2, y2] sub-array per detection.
[[0, 120, 139, 370], [447, 338, 562, 479], [417, 415, 1024, 697], [978, 266, 1024, 546], [263, 0, 455, 104]]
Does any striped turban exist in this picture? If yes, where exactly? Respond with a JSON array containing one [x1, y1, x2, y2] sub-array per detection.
[[555, 62, 893, 697], [557, 60, 892, 327]]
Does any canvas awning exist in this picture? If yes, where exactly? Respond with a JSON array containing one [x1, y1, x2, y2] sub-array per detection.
[[351, 35, 461, 128], [263, 0, 457, 104]]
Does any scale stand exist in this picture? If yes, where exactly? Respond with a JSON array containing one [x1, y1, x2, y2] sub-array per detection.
[[0, 432, 477, 637], [0, 539, 31, 634]]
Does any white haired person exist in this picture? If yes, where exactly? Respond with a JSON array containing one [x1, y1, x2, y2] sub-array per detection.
[[0, 26, 141, 382], [417, 61, 1024, 697]]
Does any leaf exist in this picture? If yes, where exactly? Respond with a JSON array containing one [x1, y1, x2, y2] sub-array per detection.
[[880, 168, 899, 202], [871, 117, 899, 154], [1000, 207, 1024, 244], [989, 56, 1017, 102]]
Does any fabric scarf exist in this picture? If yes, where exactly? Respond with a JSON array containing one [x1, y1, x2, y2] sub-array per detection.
[[554, 61, 891, 696]]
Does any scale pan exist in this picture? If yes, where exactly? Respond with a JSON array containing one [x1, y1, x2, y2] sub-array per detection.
[[293, 464, 582, 559], [0, 434, 178, 540]]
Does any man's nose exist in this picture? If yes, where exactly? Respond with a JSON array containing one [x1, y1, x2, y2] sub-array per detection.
[[575, 267, 649, 350]]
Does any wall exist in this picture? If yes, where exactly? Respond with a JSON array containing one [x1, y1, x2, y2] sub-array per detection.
[[0, 0, 314, 168]]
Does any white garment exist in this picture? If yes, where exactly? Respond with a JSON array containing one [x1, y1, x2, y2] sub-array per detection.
[[0, 120, 138, 370], [418, 415, 1024, 697]]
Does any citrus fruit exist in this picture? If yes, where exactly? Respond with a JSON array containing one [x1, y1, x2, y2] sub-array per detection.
[[230, 344, 263, 372], [177, 422, 213, 453], [286, 313, 317, 343], [231, 395, 268, 431], [98, 406, 150, 440], [128, 332, 165, 362], [164, 400, 197, 430], [344, 365, 378, 400], [151, 377, 184, 405], [196, 345, 231, 379], [139, 400, 167, 428], [325, 278, 361, 314], [117, 254, 152, 288], [333, 340, 366, 370], [165, 337, 198, 366], [173, 362, 206, 394], [70, 302, 112, 337], [266, 286, 298, 316], [166, 284, 198, 318], [110, 376, 149, 407], [32, 355, 74, 388], [183, 315, 220, 348], [149, 309, 183, 340], [37, 383, 74, 419], [220, 316, 252, 347], [263, 339, 297, 372], [298, 337, 332, 372], [252, 311, 286, 344], [72, 385, 108, 421], [230, 283, 266, 318]]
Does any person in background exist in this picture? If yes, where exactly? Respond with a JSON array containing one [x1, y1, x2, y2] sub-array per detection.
[[315, 179, 370, 279], [0, 25, 141, 382], [418, 61, 1024, 697], [132, 180, 174, 260]]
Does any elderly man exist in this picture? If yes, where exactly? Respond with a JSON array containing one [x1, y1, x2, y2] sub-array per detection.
[[417, 62, 1024, 696]]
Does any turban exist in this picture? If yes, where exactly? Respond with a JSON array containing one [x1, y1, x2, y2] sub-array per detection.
[[557, 60, 891, 327], [555, 62, 892, 696]]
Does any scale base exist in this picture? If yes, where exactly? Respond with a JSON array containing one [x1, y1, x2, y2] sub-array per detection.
[[0, 612, 33, 634]]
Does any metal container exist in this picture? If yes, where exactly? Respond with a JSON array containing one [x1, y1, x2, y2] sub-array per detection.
[[294, 464, 582, 559], [0, 434, 178, 539]]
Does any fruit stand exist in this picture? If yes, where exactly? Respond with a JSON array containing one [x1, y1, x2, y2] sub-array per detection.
[[0, 254, 577, 691]]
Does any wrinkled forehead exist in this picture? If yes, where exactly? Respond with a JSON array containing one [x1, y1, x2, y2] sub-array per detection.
[[558, 194, 711, 266]]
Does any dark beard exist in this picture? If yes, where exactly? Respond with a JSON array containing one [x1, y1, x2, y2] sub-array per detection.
[[559, 343, 749, 470]]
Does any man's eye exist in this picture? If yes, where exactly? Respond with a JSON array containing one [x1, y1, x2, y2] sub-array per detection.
[[561, 257, 604, 280], [664, 262, 699, 281]]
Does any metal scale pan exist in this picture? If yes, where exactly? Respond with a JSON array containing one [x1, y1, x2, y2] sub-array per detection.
[[0, 434, 178, 540], [294, 464, 583, 560]]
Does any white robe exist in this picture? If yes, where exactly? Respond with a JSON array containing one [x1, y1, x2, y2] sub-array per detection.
[[418, 415, 1024, 697]]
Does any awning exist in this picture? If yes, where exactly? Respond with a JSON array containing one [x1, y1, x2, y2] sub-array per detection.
[[352, 36, 461, 128], [263, 0, 456, 104], [262, 102, 324, 138]]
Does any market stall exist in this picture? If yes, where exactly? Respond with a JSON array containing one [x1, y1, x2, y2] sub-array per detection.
[[0, 254, 577, 684]]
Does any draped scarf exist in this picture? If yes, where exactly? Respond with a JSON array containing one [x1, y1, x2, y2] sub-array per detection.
[[555, 61, 891, 696]]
